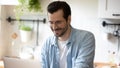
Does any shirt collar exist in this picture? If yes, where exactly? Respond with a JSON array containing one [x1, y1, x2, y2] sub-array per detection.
[[51, 27, 76, 47], [67, 27, 75, 46]]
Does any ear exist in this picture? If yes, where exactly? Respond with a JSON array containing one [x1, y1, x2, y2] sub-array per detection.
[[67, 15, 71, 24]]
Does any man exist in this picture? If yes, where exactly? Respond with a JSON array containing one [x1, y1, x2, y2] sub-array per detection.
[[40, 1, 95, 68]]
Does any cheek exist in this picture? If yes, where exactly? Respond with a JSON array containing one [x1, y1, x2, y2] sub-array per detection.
[[62, 23, 68, 28], [50, 25, 53, 30], [49, 24, 55, 30]]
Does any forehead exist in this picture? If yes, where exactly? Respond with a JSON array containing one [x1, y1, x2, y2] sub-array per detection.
[[48, 10, 64, 20]]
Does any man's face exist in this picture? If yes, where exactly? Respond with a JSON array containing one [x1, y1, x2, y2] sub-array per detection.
[[48, 10, 70, 37]]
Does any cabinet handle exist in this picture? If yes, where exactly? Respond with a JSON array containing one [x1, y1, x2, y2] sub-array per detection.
[[112, 14, 120, 16]]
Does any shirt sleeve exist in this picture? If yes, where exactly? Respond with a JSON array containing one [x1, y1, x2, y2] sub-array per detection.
[[40, 39, 50, 68], [74, 32, 95, 68]]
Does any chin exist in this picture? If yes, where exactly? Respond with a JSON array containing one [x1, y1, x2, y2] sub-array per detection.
[[54, 32, 63, 37], [54, 34, 59, 37], [54, 34, 60, 37]]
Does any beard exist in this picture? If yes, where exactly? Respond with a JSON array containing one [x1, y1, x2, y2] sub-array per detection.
[[51, 24, 69, 37]]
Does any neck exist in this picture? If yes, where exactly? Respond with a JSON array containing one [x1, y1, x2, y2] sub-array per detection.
[[58, 26, 71, 41]]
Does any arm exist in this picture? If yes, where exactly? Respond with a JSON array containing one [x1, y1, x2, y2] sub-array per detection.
[[75, 32, 95, 68], [40, 40, 49, 68]]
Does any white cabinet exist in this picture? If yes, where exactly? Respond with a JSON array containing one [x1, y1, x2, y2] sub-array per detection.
[[98, 0, 120, 19], [0, 0, 19, 5]]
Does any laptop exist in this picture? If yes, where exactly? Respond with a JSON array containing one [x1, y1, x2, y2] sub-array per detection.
[[3, 57, 41, 68]]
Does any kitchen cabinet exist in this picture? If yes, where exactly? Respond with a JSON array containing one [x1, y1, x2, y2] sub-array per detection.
[[0, 0, 19, 5], [94, 62, 117, 68], [98, 0, 120, 19]]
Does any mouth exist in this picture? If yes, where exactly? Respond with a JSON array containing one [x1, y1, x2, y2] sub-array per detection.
[[53, 29, 61, 33], [54, 29, 61, 32]]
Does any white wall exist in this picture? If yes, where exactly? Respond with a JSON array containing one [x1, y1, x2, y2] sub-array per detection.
[[0, 5, 22, 59], [0, 6, 10, 59], [66, 0, 119, 62], [0, 0, 120, 63]]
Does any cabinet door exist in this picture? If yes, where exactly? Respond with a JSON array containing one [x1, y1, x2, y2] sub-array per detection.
[[98, 0, 120, 19], [0, 0, 19, 5]]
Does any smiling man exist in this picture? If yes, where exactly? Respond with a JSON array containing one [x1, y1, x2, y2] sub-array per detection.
[[40, 1, 95, 68]]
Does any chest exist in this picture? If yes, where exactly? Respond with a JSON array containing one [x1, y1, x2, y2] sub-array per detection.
[[48, 42, 81, 60]]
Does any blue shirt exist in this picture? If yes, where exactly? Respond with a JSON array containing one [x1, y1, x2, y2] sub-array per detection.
[[40, 27, 95, 68]]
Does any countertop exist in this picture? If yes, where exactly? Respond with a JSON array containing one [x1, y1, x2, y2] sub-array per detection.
[[94, 62, 117, 68]]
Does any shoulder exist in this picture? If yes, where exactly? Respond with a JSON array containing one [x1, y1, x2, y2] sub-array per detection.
[[43, 35, 58, 48], [72, 28, 94, 38], [45, 35, 56, 43], [41, 35, 55, 51]]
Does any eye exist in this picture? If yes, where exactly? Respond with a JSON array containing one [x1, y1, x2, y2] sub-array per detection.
[[48, 21, 63, 25], [55, 21, 62, 24], [49, 21, 53, 24]]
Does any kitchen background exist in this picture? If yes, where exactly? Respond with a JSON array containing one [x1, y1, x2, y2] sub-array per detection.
[[0, 0, 120, 64]]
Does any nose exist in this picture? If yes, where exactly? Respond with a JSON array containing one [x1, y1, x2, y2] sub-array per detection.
[[51, 22, 58, 29]]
